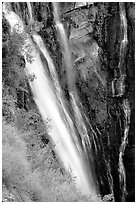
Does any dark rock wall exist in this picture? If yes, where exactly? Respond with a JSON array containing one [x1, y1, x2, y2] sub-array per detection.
[[9, 2, 135, 201], [61, 2, 134, 201], [123, 3, 135, 201]]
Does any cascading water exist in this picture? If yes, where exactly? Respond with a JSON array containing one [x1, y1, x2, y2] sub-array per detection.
[[119, 99, 130, 201], [108, 2, 134, 201], [53, 2, 95, 158], [2, 2, 135, 202], [113, 3, 130, 201], [112, 3, 128, 97], [3, 2, 98, 196]]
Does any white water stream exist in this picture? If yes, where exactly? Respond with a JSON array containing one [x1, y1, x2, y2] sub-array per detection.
[[3, 3, 97, 196], [119, 99, 130, 201], [53, 2, 93, 157]]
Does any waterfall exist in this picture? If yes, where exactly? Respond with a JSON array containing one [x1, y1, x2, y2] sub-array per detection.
[[52, 2, 94, 162], [3, 2, 134, 201], [119, 99, 130, 201], [53, 2, 75, 93], [3, 2, 98, 196], [112, 3, 128, 97], [27, 2, 33, 23]]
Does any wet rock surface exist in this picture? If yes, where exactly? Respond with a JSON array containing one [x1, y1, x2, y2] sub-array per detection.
[[62, 2, 135, 201], [3, 2, 135, 201]]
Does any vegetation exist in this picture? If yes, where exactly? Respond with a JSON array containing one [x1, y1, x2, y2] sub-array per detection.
[[2, 10, 102, 202], [2, 92, 101, 202], [3, 121, 102, 202]]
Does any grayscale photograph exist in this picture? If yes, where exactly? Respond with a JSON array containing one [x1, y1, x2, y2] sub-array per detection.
[[2, 2, 135, 202]]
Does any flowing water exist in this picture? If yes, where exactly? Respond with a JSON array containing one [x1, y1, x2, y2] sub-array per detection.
[[53, 2, 94, 161], [3, 2, 98, 196], [117, 3, 130, 201], [3, 2, 133, 201], [119, 2, 128, 73], [119, 99, 130, 201]]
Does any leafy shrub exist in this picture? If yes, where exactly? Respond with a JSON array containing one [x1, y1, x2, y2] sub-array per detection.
[[2, 122, 31, 186], [2, 122, 101, 202], [2, 88, 17, 123]]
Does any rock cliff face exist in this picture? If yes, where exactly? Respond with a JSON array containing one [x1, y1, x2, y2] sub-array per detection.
[[7, 2, 135, 201], [60, 3, 135, 201]]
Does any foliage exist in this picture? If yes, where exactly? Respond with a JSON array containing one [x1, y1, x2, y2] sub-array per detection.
[[2, 15, 36, 117], [2, 122, 101, 202], [2, 25, 26, 87], [2, 16, 28, 113], [2, 4, 102, 202], [2, 87, 17, 123]]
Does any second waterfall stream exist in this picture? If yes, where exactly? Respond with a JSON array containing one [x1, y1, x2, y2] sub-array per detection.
[[3, 2, 98, 196]]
